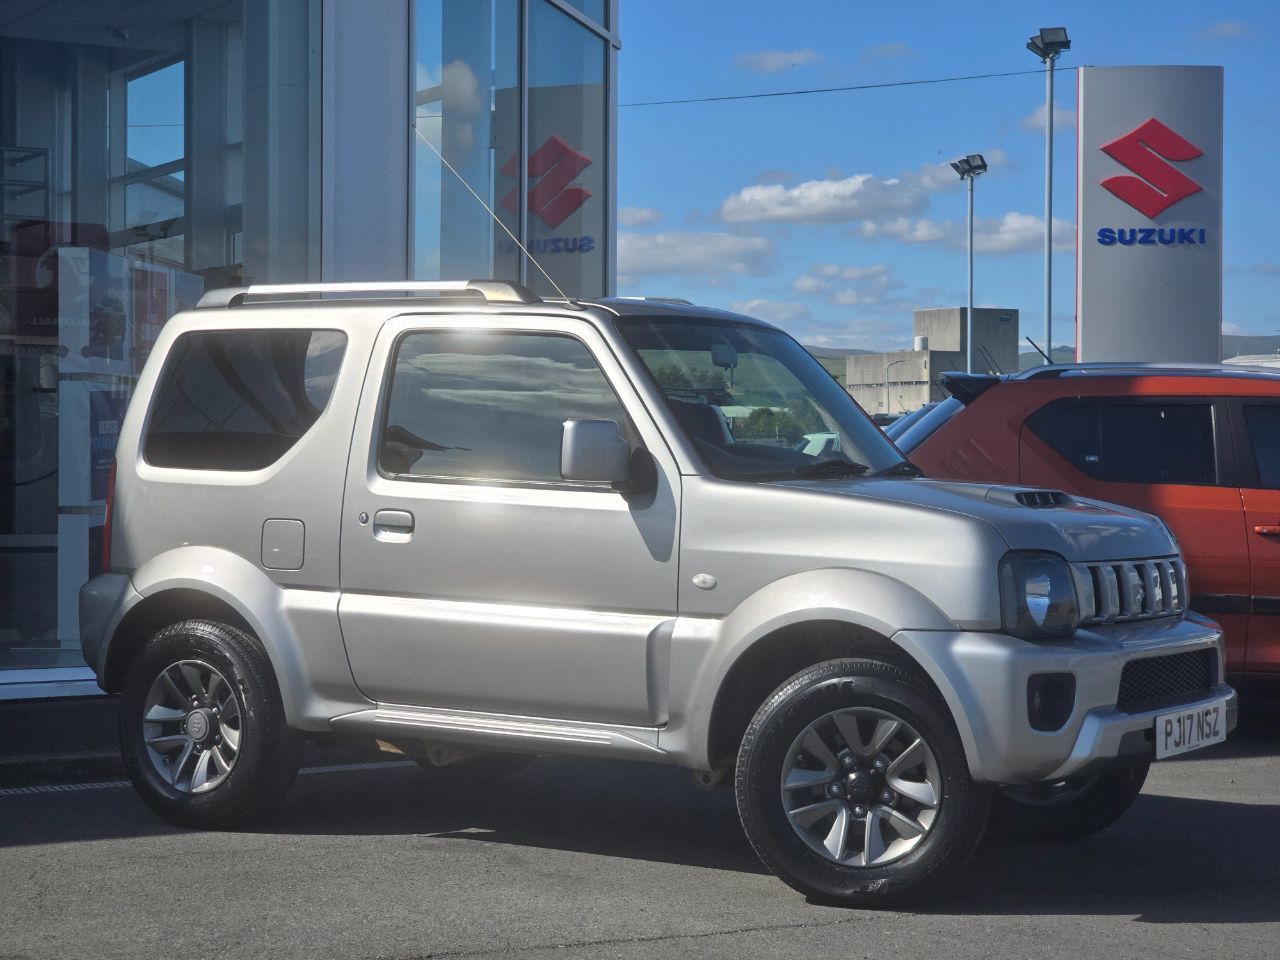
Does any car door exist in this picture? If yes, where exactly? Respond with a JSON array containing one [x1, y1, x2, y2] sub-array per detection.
[[1230, 398, 1280, 673], [337, 313, 681, 725], [1020, 396, 1249, 670]]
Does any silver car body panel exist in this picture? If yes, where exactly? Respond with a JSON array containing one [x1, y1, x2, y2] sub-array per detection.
[[894, 614, 1229, 783], [336, 313, 681, 726], [80, 295, 1232, 783]]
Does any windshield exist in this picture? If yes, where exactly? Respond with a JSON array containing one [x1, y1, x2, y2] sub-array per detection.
[[893, 396, 964, 454], [617, 316, 905, 481], [883, 402, 936, 441]]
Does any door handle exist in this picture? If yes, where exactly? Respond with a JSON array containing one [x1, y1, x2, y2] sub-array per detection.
[[373, 509, 415, 542], [1254, 525, 1280, 537]]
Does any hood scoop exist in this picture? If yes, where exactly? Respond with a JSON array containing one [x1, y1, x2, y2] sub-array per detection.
[[985, 488, 1076, 509]]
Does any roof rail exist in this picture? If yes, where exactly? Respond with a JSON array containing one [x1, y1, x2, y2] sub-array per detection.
[[1017, 361, 1246, 381], [612, 295, 694, 305], [196, 279, 540, 309]]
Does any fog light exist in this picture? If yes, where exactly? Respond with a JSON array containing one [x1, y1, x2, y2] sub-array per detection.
[[1027, 673, 1076, 731]]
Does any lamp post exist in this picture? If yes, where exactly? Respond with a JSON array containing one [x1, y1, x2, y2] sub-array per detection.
[[1027, 26, 1070, 365], [885, 357, 906, 415], [950, 154, 987, 374]]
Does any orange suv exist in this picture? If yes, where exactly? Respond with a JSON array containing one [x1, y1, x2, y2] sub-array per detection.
[[893, 363, 1280, 678]]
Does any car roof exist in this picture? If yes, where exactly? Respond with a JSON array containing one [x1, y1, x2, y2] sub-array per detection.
[[189, 281, 781, 331], [1009, 362, 1280, 383]]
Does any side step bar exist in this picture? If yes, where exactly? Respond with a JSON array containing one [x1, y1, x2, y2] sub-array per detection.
[[330, 704, 669, 761]]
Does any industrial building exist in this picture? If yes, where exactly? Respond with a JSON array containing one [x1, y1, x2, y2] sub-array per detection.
[[846, 307, 1019, 415]]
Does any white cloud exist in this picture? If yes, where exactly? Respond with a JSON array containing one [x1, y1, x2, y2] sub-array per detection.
[[859, 212, 1072, 254], [727, 299, 811, 327], [856, 42, 915, 66], [618, 206, 662, 228], [792, 263, 906, 307], [1020, 102, 1077, 133], [717, 152, 1012, 227], [1201, 20, 1247, 39], [1223, 321, 1248, 336], [859, 218, 952, 244], [733, 49, 821, 73], [718, 164, 955, 225], [617, 230, 776, 279], [972, 212, 1074, 254]]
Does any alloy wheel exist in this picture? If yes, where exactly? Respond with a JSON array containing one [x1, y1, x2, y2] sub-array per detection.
[[780, 707, 942, 866], [141, 659, 242, 794]]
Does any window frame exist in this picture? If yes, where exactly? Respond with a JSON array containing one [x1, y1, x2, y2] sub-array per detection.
[[1025, 395, 1232, 488], [375, 326, 638, 491], [140, 326, 348, 473], [1227, 397, 1280, 490]]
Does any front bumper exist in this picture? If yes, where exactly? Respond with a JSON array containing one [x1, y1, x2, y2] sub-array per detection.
[[894, 613, 1235, 785]]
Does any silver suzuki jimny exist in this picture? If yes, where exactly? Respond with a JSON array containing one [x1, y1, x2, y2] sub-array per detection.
[[80, 280, 1235, 906]]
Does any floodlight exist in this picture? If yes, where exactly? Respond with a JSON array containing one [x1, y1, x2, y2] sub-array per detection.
[[1027, 27, 1070, 60], [951, 154, 987, 180]]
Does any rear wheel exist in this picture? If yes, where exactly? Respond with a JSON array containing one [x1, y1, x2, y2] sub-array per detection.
[[120, 619, 302, 828], [735, 658, 990, 907], [987, 762, 1149, 842]]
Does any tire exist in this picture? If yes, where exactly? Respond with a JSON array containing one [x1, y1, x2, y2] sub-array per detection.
[[987, 762, 1149, 843], [119, 619, 303, 829], [735, 658, 990, 908]]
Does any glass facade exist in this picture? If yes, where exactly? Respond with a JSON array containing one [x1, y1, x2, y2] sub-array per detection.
[[413, 0, 614, 298], [0, 0, 616, 693]]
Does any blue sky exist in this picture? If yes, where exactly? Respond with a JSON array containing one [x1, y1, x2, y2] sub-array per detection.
[[615, 0, 1280, 351]]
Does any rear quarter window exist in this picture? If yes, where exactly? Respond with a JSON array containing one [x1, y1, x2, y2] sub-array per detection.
[[1028, 399, 1216, 485], [144, 329, 347, 470]]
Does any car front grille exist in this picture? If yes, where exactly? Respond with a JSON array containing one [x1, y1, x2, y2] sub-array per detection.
[[1072, 557, 1186, 625], [1116, 648, 1217, 714]]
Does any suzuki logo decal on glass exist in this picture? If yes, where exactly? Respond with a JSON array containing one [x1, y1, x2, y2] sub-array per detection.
[[501, 135, 592, 229], [1099, 118, 1203, 219]]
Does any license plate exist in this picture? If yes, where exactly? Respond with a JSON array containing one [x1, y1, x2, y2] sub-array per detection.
[[1154, 697, 1229, 759]]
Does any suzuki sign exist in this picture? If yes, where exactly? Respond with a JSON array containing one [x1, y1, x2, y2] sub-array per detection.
[[1076, 66, 1223, 362]]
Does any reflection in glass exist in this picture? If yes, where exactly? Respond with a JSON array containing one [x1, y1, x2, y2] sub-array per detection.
[[381, 331, 626, 482], [525, 1, 607, 298], [413, 0, 519, 283]]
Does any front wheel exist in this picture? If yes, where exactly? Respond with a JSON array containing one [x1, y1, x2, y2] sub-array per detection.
[[987, 763, 1149, 843], [735, 658, 990, 907], [119, 619, 303, 828]]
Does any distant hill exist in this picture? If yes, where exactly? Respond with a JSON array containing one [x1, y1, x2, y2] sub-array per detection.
[[803, 346, 876, 387], [1018, 346, 1077, 369], [1222, 335, 1280, 360]]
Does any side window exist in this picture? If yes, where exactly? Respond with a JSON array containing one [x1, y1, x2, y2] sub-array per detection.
[[1097, 403, 1215, 484], [1029, 405, 1103, 479], [379, 331, 628, 483], [145, 329, 347, 470], [1031, 400, 1216, 485], [1243, 405, 1280, 489]]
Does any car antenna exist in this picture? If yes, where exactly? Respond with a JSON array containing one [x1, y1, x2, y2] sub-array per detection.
[[411, 123, 582, 308]]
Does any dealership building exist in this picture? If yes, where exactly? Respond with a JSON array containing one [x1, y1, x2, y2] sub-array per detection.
[[0, 0, 619, 697]]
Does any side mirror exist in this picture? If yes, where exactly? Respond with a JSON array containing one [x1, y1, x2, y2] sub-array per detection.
[[561, 419, 632, 484]]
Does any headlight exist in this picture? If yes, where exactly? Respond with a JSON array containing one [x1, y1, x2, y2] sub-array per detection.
[[999, 551, 1079, 639]]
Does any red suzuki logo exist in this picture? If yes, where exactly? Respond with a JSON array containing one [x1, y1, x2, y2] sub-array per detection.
[[501, 135, 592, 229], [1100, 118, 1203, 219]]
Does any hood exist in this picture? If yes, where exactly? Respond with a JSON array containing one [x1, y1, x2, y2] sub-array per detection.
[[775, 477, 1177, 562]]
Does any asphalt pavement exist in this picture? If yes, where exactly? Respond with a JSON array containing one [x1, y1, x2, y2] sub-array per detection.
[[1, 699, 1277, 960]]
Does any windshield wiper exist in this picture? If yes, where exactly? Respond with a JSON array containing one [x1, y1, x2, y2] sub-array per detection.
[[876, 460, 924, 478], [788, 459, 871, 479]]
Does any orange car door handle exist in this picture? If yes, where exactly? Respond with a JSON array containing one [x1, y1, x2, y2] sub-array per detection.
[[1254, 525, 1280, 537]]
